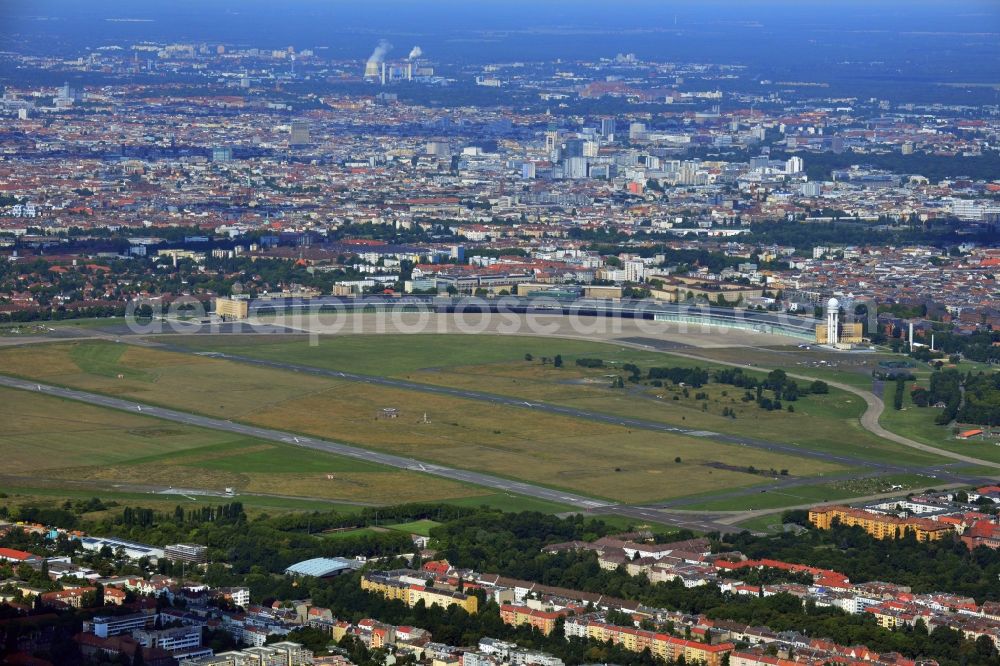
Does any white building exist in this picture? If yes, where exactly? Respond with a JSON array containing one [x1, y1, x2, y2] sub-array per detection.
[[826, 297, 840, 346], [624, 260, 646, 283], [951, 199, 1000, 222], [79, 537, 164, 561], [564, 157, 588, 179], [134, 626, 203, 652], [87, 613, 156, 638]]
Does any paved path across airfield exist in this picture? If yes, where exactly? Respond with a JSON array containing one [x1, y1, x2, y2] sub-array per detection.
[[153, 344, 987, 486], [618, 338, 1000, 471], [0, 374, 745, 533]]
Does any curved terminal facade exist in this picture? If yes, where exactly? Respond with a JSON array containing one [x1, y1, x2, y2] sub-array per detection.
[[241, 295, 819, 341]]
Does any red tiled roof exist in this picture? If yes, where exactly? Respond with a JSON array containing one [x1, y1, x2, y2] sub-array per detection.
[[0, 547, 36, 561]]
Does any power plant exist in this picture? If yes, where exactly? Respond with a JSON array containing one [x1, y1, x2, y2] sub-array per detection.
[[363, 39, 391, 79], [363, 40, 431, 84]]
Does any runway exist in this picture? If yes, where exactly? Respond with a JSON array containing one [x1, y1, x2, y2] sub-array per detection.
[[3, 319, 997, 534], [156, 343, 986, 485], [0, 373, 758, 533]]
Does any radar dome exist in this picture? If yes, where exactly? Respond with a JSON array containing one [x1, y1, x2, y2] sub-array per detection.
[[827, 297, 840, 310]]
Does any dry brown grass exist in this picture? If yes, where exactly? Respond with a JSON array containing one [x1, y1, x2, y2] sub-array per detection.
[[0, 379, 487, 506], [43, 464, 482, 504], [0, 342, 331, 414], [0, 387, 228, 472], [0, 341, 845, 504], [242, 471, 484, 503], [232, 383, 840, 503]]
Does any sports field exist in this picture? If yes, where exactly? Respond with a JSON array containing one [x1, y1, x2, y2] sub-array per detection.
[[385, 519, 441, 536], [0, 340, 848, 504]]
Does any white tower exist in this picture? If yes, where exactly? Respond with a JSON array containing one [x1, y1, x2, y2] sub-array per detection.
[[826, 297, 840, 346]]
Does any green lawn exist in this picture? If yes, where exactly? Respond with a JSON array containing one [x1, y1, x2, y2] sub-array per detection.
[[676, 473, 944, 512], [0, 340, 847, 505], [169, 333, 949, 468], [439, 494, 572, 514], [0, 485, 374, 517], [732, 513, 789, 534], [317, 527, 380, 540], [879, 381, 1000, 462], [0, 386, 495, 507], [587, 513, 681, 536], [385, 519, 441, 536]]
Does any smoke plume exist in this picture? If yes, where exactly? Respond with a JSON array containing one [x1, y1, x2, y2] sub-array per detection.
[[408, 46, 422, 60], [367, 39, 392, 65]]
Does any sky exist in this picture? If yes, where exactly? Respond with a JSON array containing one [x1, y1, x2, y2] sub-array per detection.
[[1, 1, 998, 80]]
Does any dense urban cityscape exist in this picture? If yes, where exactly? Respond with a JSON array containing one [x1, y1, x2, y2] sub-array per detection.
[[0, 1, 999, 666]]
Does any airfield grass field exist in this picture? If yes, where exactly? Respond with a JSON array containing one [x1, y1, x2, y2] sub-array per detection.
[[2, 330, 990, 517], [405, 360, 922, 466], [731, 513, 789, 533], [0, 486, 370, 521], [675, 472, 946, 512], [0, 385, 228, 472], [0, 484, 572, 527], [172, 333, 949, 467], [879, 383, 1000, 463], [0, 340, 851, 505], [677, 344, 891, 390], [0, 386, 493, 506], [176, 330, 697, 377], [0, 317, 127, 337]]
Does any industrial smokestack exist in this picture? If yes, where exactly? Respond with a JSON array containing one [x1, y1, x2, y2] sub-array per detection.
[[909, 322, 914, 351], [381, 61, 387, 86], [364, 39, 392, 78], [408, 46, 422, 60]]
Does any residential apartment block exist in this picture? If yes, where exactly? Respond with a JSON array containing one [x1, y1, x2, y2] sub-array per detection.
[[808, 505, 953, 541], [361, 572, 478, 614], [499, 604, 568, 636], [565, 617, 734, 666]]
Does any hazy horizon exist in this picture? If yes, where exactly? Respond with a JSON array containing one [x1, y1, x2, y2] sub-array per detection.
[[2, 0, 998, 74]]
